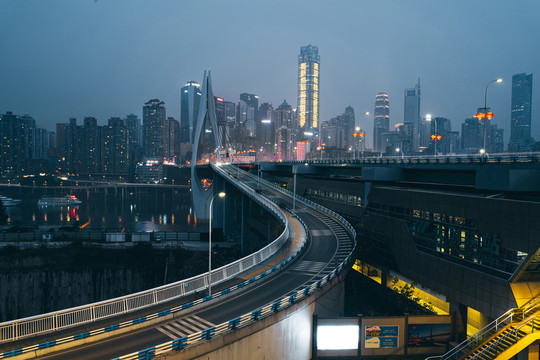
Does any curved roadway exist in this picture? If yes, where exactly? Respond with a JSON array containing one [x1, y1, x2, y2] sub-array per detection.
[[36, 164, 353, 360]]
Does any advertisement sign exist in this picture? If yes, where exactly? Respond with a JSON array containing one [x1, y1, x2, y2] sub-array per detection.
[[408, 323, 452, 347], [365, 325, 399, 348]]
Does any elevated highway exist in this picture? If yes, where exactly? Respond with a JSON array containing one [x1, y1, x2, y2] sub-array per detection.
[[1, 163, 356, 359]]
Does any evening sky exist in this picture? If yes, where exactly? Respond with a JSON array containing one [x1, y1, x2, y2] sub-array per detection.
[[1, 0, 539, 145]]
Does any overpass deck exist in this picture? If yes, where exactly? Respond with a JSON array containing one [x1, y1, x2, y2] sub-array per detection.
[[3, 164, 356, 360]]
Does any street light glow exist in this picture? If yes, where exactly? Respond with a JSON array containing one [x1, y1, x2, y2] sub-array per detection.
[[496, 78, 503, 83], [218, 192, 226, 197]]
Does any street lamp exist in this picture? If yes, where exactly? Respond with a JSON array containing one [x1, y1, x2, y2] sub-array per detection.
[[395, 147, 404, 160], [431, 134, 442, 156], [476, 78, 502, 156], [208, 191, 226, 296]]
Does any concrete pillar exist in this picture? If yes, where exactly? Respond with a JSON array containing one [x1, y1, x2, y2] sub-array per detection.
[[364, 181, 372, 208], [241, 193, 248, 254], [450, 301, 468, 342]]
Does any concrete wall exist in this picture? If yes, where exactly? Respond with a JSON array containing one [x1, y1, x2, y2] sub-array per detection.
[[159, 275, 346, 360]]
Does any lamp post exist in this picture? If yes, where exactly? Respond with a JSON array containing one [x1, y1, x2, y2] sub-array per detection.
[[208, 191, 226, 296], [353, 127, 361, 160], [476, 78, 502, 157], [431, 134, 442, 156], [396, 147, 404, 160]]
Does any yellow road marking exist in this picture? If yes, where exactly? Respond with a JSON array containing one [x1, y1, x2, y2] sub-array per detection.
[[241, 213, 302, 280]]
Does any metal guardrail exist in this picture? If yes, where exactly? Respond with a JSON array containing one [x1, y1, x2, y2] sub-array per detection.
[[0, 174, 290, 344], [236, 164, 357, 239], [278, 152, 540, 166], [425, 297, 540, 360], [0, 231, 200, 243], [112, 165, 357, 360], [467, 315, 539, 360]]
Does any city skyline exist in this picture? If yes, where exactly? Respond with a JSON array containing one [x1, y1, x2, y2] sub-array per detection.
[[1, 1, 539, 145]]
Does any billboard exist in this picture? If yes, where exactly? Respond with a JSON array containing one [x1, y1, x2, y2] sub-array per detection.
[[365, 325, 399, 348], [408, 323, 452, 347]]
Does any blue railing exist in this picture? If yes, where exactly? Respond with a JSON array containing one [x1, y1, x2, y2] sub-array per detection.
[[0, 170, 292, 345], [110, 165, 357, 359]]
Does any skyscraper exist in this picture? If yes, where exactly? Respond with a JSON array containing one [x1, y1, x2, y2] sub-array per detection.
[[373, 92, 390, 153], [256, 102, 274, 155], [143, 99, 166, 158], [508, 73, 533, 152], [124, 114, 141, 164], [297, 44, 320, 135], [0, 111, 32, 180], [238, 93, 258, 137], [461, 118, 482, 153], [404, 80, 421, 150], [180, 81, 201, 144], [102, 117, 128, 174], [273, 100, 294, 129]]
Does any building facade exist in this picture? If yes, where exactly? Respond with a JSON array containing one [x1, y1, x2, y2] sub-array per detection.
[[180, 81, 201, 144], [508, 73, 533, 152], [297, 44, 320, 135], [373, 92, 390, 153], [404, 80, 421, 151], [143, 99, 166, 158]]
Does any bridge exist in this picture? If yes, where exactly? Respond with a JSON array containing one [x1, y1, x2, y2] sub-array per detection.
[[1, 70, 539, 360]]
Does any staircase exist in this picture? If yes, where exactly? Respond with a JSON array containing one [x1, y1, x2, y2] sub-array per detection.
[[426, 298, 540, 360], [464, 317, 540, 360]]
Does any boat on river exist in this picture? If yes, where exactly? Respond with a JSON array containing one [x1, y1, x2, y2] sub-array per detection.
[[38, 195, 82, 207], [0, 195, 21, 207]]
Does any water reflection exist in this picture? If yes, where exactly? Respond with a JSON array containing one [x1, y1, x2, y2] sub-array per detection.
[[4, 189, 193, 232]]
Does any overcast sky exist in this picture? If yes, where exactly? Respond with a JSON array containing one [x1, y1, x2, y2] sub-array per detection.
[[1, 0, 539, 145]]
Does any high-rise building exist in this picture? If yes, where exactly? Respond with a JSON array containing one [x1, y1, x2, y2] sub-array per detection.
[[180, 81, 201, 144], [508, 73, 533, 152], [31, 127, 49, 160], [0, 111, 32, 180], [125, 114, 141, 166], [373, 92, 390, 153], [238, 93, 259, 137], [461, 118, 482, 153], [430, 117, 452, 155], [80, 117, 101, 174], [297, 44, 320, 134], [164, 117, 180, 161], [404, 80, 421, 151], [214, 96, 235, 150], [257, 102, 274, 155], [341, 106, 356, 151], [102, 117, 128, 174], [490, 125, 504, 153], [273, 100, 294, 129], [276, 126, 292, 161], [396, 122, 413, 155], [143, 99, 166, 157]]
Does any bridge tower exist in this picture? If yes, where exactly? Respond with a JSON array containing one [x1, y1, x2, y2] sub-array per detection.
[[190, 71, 224, 222]]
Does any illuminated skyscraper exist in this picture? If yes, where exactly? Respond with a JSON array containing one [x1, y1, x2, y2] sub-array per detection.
[[297, 44, 320, 135], [180, 81, 201, 144], [373, 92, 390, 152], [143, 99, 166, 157], [508, 73, 533, 152]]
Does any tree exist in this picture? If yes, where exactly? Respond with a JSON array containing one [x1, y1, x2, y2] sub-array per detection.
[[391, 277, 435, 314]]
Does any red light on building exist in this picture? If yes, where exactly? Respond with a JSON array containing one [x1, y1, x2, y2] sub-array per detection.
[[216, 97, 224, 102]]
